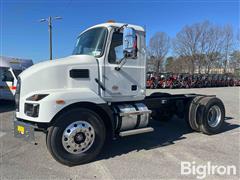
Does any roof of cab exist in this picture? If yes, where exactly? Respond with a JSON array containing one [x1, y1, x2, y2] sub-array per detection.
[[87, 22, 145, 32]]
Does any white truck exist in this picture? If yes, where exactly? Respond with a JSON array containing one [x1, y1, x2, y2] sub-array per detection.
[[14, 22, 226, 166], [0, 56, 33, 100]]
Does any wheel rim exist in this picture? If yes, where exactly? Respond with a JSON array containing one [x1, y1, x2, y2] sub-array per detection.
[[62, 121, 95, 154], [207, 105, 222, 128]]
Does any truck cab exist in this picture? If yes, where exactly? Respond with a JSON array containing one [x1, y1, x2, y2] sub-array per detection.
[[14, 22, 226, 166]]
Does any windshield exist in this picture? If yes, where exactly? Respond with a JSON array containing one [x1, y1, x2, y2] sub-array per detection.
[[72, 27, 108, 57]]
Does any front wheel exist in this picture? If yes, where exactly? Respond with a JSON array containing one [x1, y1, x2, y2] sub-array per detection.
[[46, 108, 106, 166]]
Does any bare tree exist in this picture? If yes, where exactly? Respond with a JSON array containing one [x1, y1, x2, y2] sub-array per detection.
[[203, 24, 224, 73], [173, 23, 203, 74], [148, 32, 170, 74], [197, 21, 211, 73], [173, 21, 227, 74], [236, 29, 240, 50], [230, 50, 240, 75], [221, 25, 234, 73], [165, 56, 175, 72], [176, 55, 193, 73], [158, 21, 238, 74], [165, 56, 192, 73]]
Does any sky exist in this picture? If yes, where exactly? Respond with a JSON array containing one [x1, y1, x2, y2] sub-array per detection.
[[1, 0, 239, 63]]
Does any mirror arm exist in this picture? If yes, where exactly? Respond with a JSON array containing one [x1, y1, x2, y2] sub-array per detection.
[[115, 56, 127, 71], [116, 24, 128, 32]]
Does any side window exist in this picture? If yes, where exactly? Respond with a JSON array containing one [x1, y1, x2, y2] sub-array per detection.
[[108, 32, 123, 64]]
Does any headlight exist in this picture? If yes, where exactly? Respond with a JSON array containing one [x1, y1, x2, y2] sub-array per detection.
[[24, 103, 39, 117], [26, 94, 49, 101]]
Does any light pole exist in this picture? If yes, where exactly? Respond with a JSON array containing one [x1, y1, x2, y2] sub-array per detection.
[[39, 16, 62, 60]]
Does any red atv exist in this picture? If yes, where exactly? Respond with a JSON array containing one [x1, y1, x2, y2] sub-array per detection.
[[226, 74, 235, 87], [191, 74, 203, 88], [162, 73, 174, 88], [146, 76, 156, 89]]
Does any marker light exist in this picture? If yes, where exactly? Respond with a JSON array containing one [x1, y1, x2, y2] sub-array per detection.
[[56, 100, 65, 104], [107, 20, 115, 23]]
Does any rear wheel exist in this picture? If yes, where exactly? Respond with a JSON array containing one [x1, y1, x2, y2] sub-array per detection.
[[198, 97, 225, 135], [185, 96, 205, 131], [46, 108, 106, 166]]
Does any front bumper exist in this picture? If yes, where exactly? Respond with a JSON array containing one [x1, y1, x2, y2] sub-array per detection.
[[13, 118, 36, 143]]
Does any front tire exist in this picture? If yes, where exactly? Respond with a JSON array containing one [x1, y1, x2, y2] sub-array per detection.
[[46, 108, 106, 166]]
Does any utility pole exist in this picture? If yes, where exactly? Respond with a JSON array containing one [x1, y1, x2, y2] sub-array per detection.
[[49, 16, 52, 60], [39, 16, 62, 60]]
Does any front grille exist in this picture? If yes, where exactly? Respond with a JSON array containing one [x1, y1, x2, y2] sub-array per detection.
[[15, 78, 21, 112]]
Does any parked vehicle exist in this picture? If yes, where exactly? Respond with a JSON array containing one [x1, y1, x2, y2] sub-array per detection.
[[201, 74, 208, 88], [146, 72, 239, 89], [13, 22, 226, 166], [180, 73, 192, 88], [191, 74, 203, 88], [157, 73, 166, 88], [0, 56, 33, 100], [146, 76, 156, 89], [234, 76, 240, 86], [226, 74, 235, 86]]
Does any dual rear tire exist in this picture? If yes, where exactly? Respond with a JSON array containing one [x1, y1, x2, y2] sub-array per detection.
[[186, 96, 225, 135]]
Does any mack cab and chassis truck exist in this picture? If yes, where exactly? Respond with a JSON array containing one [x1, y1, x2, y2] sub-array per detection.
[[14, 22, 226, 166]]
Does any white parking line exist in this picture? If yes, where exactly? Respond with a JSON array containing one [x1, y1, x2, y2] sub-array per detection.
[[0, 131, 6, 138]]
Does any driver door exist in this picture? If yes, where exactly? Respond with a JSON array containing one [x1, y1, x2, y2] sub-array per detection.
[[103, 30, 145, 101]]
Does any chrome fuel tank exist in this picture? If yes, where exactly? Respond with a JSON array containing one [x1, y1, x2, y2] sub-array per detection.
[[114, 103, 151, 131]]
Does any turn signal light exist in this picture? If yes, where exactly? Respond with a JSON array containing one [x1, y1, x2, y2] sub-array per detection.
[[56, 100, 65, 104]]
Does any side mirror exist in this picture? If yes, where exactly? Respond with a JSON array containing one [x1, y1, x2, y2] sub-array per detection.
[[123, 27, 137, 59]]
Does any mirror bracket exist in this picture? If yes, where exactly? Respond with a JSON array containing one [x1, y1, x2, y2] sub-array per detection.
[[115, 57, 127, 71], [115, 24, 128, 32]]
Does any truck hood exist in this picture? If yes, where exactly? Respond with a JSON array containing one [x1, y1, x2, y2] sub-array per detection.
[[19, 55, 99, 98]]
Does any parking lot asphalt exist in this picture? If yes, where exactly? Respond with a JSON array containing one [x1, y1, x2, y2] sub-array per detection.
[[0, 87, 239, 180]]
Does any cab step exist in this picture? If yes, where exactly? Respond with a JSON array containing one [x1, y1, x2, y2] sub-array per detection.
[[119, 127, 154, 137]]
